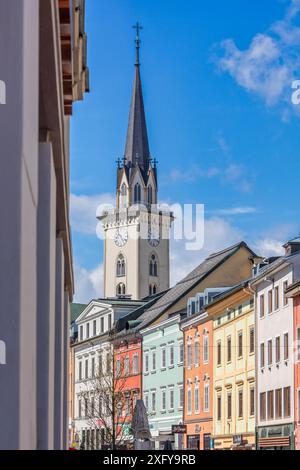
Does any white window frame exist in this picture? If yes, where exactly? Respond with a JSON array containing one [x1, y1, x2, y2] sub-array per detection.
[[204, 383, 210, 412], [151, 390, 156, 413], [161, 389, 167, 412], [144, 352, 149, 374], [203, 336, 209, 364], [151, 350, 156, 372], [169, 387, 175, 411], [161, 346, 166, 369], [194, 385, 200, 414], [132, 353, 139, 374], [179, 385, 184, 410], [187, 387, 192, 415]]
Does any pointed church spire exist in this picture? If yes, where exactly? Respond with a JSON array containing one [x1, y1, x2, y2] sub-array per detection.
[[124, 22, 151, 170]]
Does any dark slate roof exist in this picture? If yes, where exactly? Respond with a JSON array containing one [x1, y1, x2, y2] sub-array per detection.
[[132, 241, 256, 331], [124, 62, 150, 170], [71, 303, 87, 324]]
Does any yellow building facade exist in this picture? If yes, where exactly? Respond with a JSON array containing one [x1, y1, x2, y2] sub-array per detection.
[[207, 283, 256, 450]]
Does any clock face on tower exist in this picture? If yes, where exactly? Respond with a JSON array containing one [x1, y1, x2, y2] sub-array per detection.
[[114, 228, 128, 247], [148, 227, 160, 247]]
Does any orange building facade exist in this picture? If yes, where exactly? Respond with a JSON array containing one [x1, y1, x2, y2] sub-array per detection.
[[181, 315, 214, 450], [113, 334, 142, 444]]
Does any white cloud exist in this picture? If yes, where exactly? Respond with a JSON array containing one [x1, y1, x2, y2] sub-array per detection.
[[70, 193, 115, 235], [215, 0, 300, 109], [73, 263, 103, 303], [253, 238, 285, 257], [212, 207, 257, 216], [169, 166, 220, 183]]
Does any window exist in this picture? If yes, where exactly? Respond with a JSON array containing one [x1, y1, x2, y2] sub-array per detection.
[[238, 305, 243, 315], [187, 344, 192, 368], [80, 325, 83, 341], [227, 392, 232, 420], [117, 283, 126, 296], [93, 320, 97, 337], [85, 397, 88, 417], [250, 387, 255, 417], [152, 350, 156, 371], [268, 290, 273, 314], [134, 183, 142, 204], [116, 359, 121, 376], [179, 342, 184, 364], [203, 336, 209, 363], [275, 336, 281, 363], [187, 388, 192, 415], [260, 294, 265, 318], [250, 298, 254, 309], [147, 185, 153, 205], [268, 339, 273, 366], [204, 384, 209, 412], [238, 389, 243, 418], [217, 395, 222, 421], [120, 183, 127, 208], [151, 391, 156, 413], [124, 356, 130, 376], [161, 389, 166, 412], [133, 354, 139, 374], [283, 281, 289, 306], [79, 361, 82, 381], [284, 333, 289, 361], [108, 314, 112, 330], [85, 359, 89, 379], [227, 336, 232, 363], [260, 343, 265, 368], [149, 255, 158, 277], [275, 389, 282, 419], [250, 327, 255, 354], [91, 396, 95, 417], [170, 344, 175, 367], [260, 392, 266, 421], [149, 284, 157, 296], [194, 341, 199, 366], [195, 386, 199, 414], [144, 394, 149, 413], [238, 332, 243, 358], [78, 398, 82, 418], [284, 387, 291, 418], [125, 394, 131, 416], [106, 352, 111, 374], [100, 317, 104, 333], [179, 386, 184, 409], [275, 286, 279, 310], [217, 341, 222, 366], [117, 255, 126, 277], [267, 390, 274, 420], [145, 353, 149, 373], [98, 353, 103, 375], [91, 357, 95, 378], [170, 388, 175, 410], [86, 323, 90, 339]]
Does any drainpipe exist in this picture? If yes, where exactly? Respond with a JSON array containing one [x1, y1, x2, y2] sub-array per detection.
[[248, 282, 258, 450]]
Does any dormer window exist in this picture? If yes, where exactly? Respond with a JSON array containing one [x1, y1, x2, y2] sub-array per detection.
[[187, 298, 196, 317]]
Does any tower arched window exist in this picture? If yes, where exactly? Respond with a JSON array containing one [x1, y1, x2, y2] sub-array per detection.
[[134, 183, 142, 204], [117, 255, 126, 277], [149, 254, 158, 277], [149, 284, 157, 296], [120, 184, 127, 208], [117, 283, 126, 297], [147, 185, 153, 206]]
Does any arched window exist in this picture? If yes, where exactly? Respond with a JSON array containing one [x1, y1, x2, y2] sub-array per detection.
[[116, 255, 126, 277], [149, 254, 158, 277], [117, 283, 126, 297], [120, 184, 127, 208], [149, 284, 157, 296], [147, 185, 153, 206], [134, 183, 142, 204]]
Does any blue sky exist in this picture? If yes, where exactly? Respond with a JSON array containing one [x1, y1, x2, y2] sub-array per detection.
[[70, 0, 300, 302]]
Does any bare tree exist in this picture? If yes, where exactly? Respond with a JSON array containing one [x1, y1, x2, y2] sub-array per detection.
[[78, 343, 134, 450]]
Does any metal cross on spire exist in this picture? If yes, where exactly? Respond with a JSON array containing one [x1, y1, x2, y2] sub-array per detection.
[[133, 21, 143, 66]]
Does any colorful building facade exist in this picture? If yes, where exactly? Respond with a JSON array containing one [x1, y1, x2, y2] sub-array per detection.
[[141, 315, 185, 450], [251, 242, 300, 450], [286, 279, 300, 450], [181, 313, 213, 450], [208, 283, 255, 450]]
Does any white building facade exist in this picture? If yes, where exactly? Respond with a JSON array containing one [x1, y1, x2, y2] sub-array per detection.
[[251, 244, 300, 450]]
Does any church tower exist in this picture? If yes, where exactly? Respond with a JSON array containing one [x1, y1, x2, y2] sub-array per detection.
[[100, 24, 173, 300]]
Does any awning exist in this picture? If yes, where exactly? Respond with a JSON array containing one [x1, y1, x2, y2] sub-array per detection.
[[259, 437, 290, 448]]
